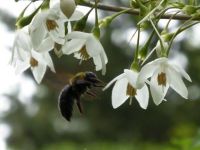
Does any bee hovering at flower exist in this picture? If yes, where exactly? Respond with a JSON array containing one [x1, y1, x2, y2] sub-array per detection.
[[58, 72, 103, 121]]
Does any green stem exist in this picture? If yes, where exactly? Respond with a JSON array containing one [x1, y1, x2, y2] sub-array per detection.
[[149, 19, 164, 51], [134, 26, 140, 63], [137, 0, 166, 25], [167, 17, 200, 55]]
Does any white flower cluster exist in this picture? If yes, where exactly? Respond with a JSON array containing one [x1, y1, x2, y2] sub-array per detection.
[[11, 0, 108, 84], [104, 57, 192, 109]]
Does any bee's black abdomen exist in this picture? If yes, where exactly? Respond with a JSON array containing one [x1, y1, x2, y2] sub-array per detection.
[[58, 85, 74, 121]]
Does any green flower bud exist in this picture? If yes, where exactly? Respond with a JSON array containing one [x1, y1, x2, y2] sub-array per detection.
[[73, 8, 93, 31], [92, 26, 100, 39], [41, 0, 50, 10], [60, 0, 76, 18], [130, 61, 139, 71], [99, 16, 112, 28], [182, 5, 197, 15], [73, 16, 88, 31], [130, 0, 140, 8], [155, 40, 168, 57], [16, 10, 38, 28], [161, 32, 175, 42], [139, 45, 148, 60]]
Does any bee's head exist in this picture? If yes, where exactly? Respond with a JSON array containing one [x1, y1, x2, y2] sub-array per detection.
[[84, 72, 103, 86]]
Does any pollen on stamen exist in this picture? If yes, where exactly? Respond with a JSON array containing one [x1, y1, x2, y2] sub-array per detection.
[[157, 72, 167, 86], [30, 57, 38, 67], [78, 45, 90, 60], [126, 83, 137, 97], [46, 19, 58, 31]]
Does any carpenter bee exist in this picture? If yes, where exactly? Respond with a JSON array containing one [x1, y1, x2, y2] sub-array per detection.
[[58, 72, 103, 121]]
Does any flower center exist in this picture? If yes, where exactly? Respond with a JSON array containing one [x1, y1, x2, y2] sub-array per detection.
[[30, 57, 38, 67], [46, 19, 58, 31], [78, 45, 90, 60], [126, 83, 137, 96], [157, 72, 166, 86]]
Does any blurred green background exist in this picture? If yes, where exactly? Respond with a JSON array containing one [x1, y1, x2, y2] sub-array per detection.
[[1, 0, 200, 150]]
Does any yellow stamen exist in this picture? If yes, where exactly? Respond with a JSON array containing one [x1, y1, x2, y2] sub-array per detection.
[[126, 83, 137, 96], [30, 57, 38, 67], [46, 19, 58, 31], [78, 45, 90, 60], [157, 72, 166, 86]]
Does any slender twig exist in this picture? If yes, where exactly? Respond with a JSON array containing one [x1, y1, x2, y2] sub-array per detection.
[[78, 1, 200, 21]]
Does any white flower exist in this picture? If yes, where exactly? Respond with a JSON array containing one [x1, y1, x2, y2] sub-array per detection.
[[29, 4, 66, 50], [12, 30, 55, 84], [137, 57, 192, 105], [103, 69, 149, 109], [29, 3, 84, 50], [59, 0, 84, 32], [62, 31, 108, 75]]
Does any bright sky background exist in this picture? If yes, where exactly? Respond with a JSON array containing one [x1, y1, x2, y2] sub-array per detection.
[[1, 1, 200, 150]]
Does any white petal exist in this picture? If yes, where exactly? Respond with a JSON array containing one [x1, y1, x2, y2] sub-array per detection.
[[166, 66, 188, 99], [30, 12, 48, 31], [69, 10, 84, 21], [124, 69, 138, 87], [135, 84, 149, 109], [138, 57, 168, 87], [31, 63, 47, 84], [100, 52, 106, 75], [30, 13, 47, 49], [137, 61, 159, 89], [43, 53, 56, 73], [36, 37, 54, 52], [103, 73, 126, 91], [62, 39, 86, 55], [86, 35, 102, 56], [102, 48, 108, 64], [112, 78, 129, 109], [15, 60, 30, 75], [30, 25, 47, 50], [16, 31, 32, 51], [67, 21, 72, 33], [93, 55, 103, 71], [31, 50, 46, 64], [49, 30, 65, 45], [66, 31, 89, 39], [172, 64, 192, 82], [57, 20, 65, 37], [150, 71, 169, 105]]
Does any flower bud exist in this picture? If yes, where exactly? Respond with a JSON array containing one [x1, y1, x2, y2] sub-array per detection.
[[99, 16, 112, 28], [161, 32, 174, 42], [182, 5, 197, 15], [60, 0, 76, 18], [130, 0, 139, 8], [155, 40, 168, 57]]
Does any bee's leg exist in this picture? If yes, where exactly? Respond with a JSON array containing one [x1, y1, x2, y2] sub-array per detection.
[[86, 91, 96, 97], [93, 84, 104, 87], [76, 101, 84, 114], [75, 96, 84, 114]]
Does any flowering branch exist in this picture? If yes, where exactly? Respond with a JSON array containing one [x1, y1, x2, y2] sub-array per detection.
[[77, 1, 200, 21]]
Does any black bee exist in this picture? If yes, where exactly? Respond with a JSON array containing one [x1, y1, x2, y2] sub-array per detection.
[[58, 72, 103, 121]]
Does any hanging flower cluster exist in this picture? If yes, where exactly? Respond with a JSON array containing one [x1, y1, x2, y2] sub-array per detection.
[[12, 0, 108, 84], [12, 0, 197, 108]]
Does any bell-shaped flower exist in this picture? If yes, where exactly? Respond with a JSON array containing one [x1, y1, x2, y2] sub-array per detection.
[[62, 31, 108, 75], [59, 2, 84, 33], [12, 30, 55, 84], [29, 4, 66, 50], [137, 57, 192, 105], [103, 69, 149, 109]]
